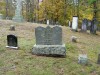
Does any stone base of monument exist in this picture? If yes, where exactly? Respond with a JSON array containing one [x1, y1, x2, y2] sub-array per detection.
[[0, 14, 3, 20], [12, 15, 24, 23], [32, 44, 66, 56], [6, 46, 18, 49]]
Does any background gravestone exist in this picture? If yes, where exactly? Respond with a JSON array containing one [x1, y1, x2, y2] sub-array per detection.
[[97, 54, 100, 64], [12, 0, 24, 22], [87, 20, 91, 30], [0, 14, 3, 20], [32, 26, 66, 56], [72, 16, 78, 31], [47, 20, 49, 25], [10, 25, 15, 31], [81, 19, 88, 32], [6, 35, 18, 49], [90, 18, 98, 34], [68, 21, 72, 28]]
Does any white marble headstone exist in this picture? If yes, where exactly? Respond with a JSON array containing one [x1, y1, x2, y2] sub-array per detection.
[[72, 16, 78, 31], [47, 20, 49, 25]]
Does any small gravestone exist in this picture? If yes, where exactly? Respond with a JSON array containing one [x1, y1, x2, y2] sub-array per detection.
[[90, 18, 98, 34], [32, 26, 66, 56], [68, 21, 72, 28], [81, 19, 88, 32], [97, 54, 100, 64], [10, 25, 15, 31], [78, 54, 88, 64], [71, 36, 77, 43], [6, 35, 18, 49]]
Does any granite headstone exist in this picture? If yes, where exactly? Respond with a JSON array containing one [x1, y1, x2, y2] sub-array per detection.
[[33, 26, 66, 56], [6, 35, 18, 49]]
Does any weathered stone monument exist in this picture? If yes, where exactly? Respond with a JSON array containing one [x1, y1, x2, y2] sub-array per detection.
[[81, 19, 88, 32], [6, 35, 18, 49], [32, 26, 66, 56], [12, 0, 24, 22]]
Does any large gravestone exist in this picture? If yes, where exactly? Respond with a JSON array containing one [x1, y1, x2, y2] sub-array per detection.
[[81, 19, 88, 32], [32, 26, 66, 56], [12, 0, 24, 22], [6, 35, 18, 49]]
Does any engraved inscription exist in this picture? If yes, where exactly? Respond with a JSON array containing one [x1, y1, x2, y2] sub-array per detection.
[[35, 26, 62, 45]]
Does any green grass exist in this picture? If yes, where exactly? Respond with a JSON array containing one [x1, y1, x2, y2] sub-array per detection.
[[0, 20, 100, 75]]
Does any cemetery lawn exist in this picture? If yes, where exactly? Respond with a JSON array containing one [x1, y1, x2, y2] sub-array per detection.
[[0, 20, 100, 75]]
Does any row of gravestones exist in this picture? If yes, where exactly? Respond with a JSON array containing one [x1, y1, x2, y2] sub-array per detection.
[[6, 25, 66, 56], [6, 34, 100, 64], [6, 25, 100, 64], [69, 18, 98, 34], [81, 18, 98, 34]]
